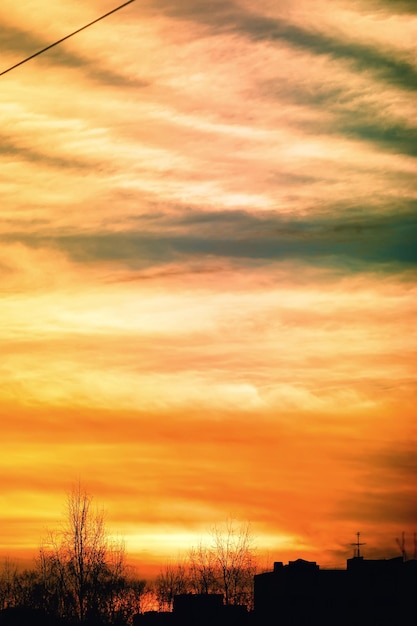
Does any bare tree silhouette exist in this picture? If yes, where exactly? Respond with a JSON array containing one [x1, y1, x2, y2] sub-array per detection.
[[155, 563, 189, 612], [37, 484, 144, 624]]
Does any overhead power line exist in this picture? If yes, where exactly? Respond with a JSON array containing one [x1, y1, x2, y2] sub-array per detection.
[[0, 0, 136, 77]]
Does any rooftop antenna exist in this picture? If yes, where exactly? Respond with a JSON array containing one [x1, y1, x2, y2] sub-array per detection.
[[396, 532, 407, 561], [351, 532, 366, 558]]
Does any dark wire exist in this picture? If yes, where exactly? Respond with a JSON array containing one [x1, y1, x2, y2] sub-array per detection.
[[0, 0, 136, 77]]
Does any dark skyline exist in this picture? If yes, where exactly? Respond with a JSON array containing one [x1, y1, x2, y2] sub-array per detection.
[[1, 0, 416, 574]]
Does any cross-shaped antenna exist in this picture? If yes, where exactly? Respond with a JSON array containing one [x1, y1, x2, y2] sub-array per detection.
[[351, 531, 366, 558]]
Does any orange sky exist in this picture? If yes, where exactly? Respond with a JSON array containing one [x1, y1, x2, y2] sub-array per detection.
[[0, 0, 416, 576]]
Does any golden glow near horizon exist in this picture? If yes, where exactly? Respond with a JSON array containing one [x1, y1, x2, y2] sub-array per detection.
[[0, 0, 416, 575]]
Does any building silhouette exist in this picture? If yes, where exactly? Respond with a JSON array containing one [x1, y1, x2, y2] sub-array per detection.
[[253, 553, 417, 625], [134, 594, 249, 626]]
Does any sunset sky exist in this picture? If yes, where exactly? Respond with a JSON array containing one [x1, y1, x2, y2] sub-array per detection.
[[1, 0, 416, 575]]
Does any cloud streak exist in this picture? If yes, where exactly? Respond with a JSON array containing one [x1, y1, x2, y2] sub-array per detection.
[[148, 0, 417, 88], [2, 207, 416, 269]]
